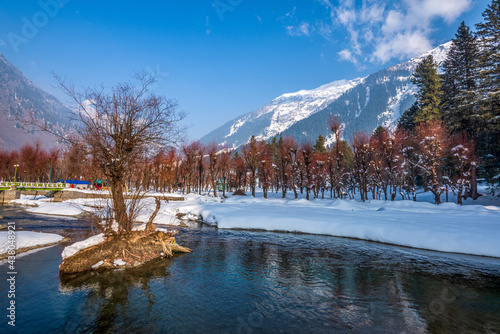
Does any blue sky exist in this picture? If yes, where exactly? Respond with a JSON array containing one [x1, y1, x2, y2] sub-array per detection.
[[0, 0, 487, 139]]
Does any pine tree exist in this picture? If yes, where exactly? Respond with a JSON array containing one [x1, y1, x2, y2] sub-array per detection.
[[441, 21, 480, 137], [314, 134, 327, 153], [412, 55, 442, 123], [476, 0, 500, 185]]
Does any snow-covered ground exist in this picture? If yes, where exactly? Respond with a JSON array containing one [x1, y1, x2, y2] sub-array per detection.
[[170, 195, 500, 257], [62, 233, 106, 259], [10, 195, 98, 216], [0, 231, 64, 255], [9, 187, 500, 258], [158, 188, 500, 258]]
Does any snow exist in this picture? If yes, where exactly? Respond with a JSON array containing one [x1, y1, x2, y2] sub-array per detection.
[[26, 202, 85, 216], [162, 189, 500, 258], [203, 42, 453, 151], [222, 77, 365, 144], [113, 259, 126, 266], [91, 260, 104, 269], [10, 195, 87, 216], [16, 183, 498, 259], [62, 233, 106, 259], [10, 198, 40, 206], [379, 86, 416, 128], [0, 231, 64, 255]]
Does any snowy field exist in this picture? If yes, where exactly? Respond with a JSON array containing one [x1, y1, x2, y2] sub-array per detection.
[[9, 188, 500, 258]]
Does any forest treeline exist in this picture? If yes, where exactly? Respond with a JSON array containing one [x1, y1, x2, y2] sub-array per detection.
[[0, 117, 480, 206]]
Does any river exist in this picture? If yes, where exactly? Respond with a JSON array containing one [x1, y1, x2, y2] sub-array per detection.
[[1, 206, 500, 333]]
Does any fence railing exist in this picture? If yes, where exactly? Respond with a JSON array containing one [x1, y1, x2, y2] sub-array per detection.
[[0, 182, 66, 190]]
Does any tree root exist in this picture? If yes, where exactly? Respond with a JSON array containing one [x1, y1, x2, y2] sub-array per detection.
[[59, 230, 192, 275]]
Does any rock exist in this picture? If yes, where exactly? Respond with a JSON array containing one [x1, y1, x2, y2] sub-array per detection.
[[232, 189, 247, 196]]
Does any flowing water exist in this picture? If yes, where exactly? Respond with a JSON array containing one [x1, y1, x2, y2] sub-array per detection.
[[1, 206, 500, 333]]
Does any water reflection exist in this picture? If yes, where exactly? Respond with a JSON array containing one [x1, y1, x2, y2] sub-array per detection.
[[59, 257, 177, 333], [1, 208, 500, 333]]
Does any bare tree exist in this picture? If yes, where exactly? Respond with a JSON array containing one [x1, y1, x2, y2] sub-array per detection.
[[352, 131, 371, 201], [416, 122, 448, 204], [217, 145, 232, 197], [207, 142, 219, 197], [54, 72, 185, 234], [242, 136, 262, 197]]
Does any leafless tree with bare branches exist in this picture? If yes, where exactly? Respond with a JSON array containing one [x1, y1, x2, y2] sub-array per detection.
[[50, 72, 185, 234]]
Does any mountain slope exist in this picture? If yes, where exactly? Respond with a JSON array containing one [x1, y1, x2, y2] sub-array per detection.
[[0, 53, 70, 150], [201, 42, 451, 148], [200, 77, 365, 148]]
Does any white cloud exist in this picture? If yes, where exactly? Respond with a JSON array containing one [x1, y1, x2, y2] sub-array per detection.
[[360, 2, 385, 22], [285, 0, 473, 65], [286, 22, 312, 37], [337, 7, 356, 25], [317, 21, 332, 40], [338, 49, 356, 63], [407, 0, 472, 24], [382, 10, 405, 34], [372, 31, 433, 63], [205, 16, 211, 35]]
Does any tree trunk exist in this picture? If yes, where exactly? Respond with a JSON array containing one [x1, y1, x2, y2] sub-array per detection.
[[222, 176, 226, 197], [112, 181, 130, 233], [470, 165, 478, 200], [146, 197, 161, 231], [212, 177, 217, 197]]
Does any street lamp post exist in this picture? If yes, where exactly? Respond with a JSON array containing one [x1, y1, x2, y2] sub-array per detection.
[[13, 164, 20, 190], [13, 164, 19, 184]]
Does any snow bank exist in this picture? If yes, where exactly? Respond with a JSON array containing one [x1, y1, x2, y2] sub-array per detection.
[[26, 202, 85, 216], [10, 195, 90, 216], [62, 233, 106, 259], [172, 195, 500, 258], [10, 198, 40, 206], [0, 231, 64, 255]]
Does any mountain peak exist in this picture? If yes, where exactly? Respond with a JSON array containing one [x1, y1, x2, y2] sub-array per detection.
[[201, 42, 451, 149]]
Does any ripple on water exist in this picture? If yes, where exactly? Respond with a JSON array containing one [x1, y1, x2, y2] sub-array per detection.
[[1, 206, 500, 333]]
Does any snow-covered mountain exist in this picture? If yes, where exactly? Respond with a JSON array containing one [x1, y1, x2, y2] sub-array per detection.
[[0, 53, 70, 150], [201, 42, 452, 148]]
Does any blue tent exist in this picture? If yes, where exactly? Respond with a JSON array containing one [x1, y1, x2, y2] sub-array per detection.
[[56, 179, 91, 185]]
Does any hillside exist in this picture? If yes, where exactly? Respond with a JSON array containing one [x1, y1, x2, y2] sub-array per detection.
[[0, 53, 70, 150], [201, 42, 451, 148]]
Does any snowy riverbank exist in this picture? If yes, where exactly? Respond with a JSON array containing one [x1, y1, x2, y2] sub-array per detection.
[[0, 231, 65, 258], [173, 195, 500, 257], [9, 189, 500, 258]]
